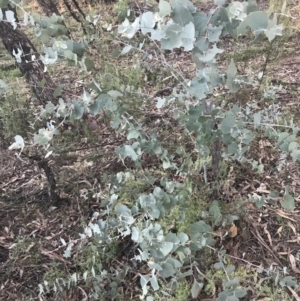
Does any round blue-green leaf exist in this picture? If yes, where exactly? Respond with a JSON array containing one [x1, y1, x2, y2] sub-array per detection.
[[191, 279, 203, 298], [178, 232, 189, 244], [159, 241, 174, 257], [159, 262, 176, 278], [281, 194, 295, 211]]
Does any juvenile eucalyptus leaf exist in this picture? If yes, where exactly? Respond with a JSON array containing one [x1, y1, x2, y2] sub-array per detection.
[[89, 223, 101, 234], [151, 28, 166, 41], [221, 115, 236, 134], [156, 97, 166, 108], [120, 45, 132, 56], [282, 194, 295, 211], [280, 276, 297, 287], [181, 22, 195, 51], [162, 158, 171, 169], [116, 145, 138, 161], [228, 1, 245, 20], [0, 79, 8, 95], [108, 90, 123, 99], [88, 100, 101, 115], [178, 269, 193, 278], [265, 15, 283, 42], [127, 129, 141, 140], [111, 46, 121, 57], [38, 284, 44, 294], [214, 0, 227, 6], [159, 262, 176, 278], [53, 86, 62, 97], [193, 12, 208, 36], [140, 12, 155, 35], [235, 288, 248, 298], [237, 11, 268, 42], [161, 24, 183, 50], [207, 25, 223, 42], [170, 0, 188, 8], [187, 78, 209, 99], [121, 17, 140, 39], [191, 279, 203, 298], [159, 0, 171, 17], [159, 241, 174, 256], [72, 101, 84, 119], [167, 257, 182, 268], [149, 262, 162, 271], [5, 10, 17, 29], [291, 149, 300, 162], [116, 204, 131, 216], [178, 232, 189, 244], [140, 274, 150, 296], [165, 233, 180, 245], [217, 294, 238, 301], [196, 44, 223, 62], [34, 129, 53, 145], [177, 251, 186, 262], [190, 221, 212, 240], [37, 78, 46, 88], [84, 58, 94, 71], [227, 142, 239, 155], [8, 135, 24, 151], [225, 264, 236, 274], [214, 262, 224, 269], [224, 278, 239, 289], [172, 5, 193, 26], [276, 132, 289, 147], [150, 275, 159, 291], [253, 112, 261, 128], [288, 141, 298, 152], [226, 59, 239, 92]]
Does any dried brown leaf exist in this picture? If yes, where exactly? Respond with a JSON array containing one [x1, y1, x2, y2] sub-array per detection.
[[287, 286, 300, 301], [274, 209, 296, 222], [276, 226, 283, 238], [229, 224, 238, 238], [256, 183, 270, 194], [287, 221, 297, 235], [289, 254, 300, 274], [263, 226, 272, 247]]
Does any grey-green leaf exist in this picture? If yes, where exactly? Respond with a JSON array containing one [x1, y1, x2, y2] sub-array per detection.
[[221, 115, 236, 134], [150, 275, 159, 291], [159, 262, 176, 278], [282, 194, 295, 211], [159, 241, 174, 256], [191, 279, 203, 298]]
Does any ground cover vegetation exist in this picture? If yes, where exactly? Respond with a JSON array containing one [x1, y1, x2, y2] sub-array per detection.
[[1, 0, 300, 300]]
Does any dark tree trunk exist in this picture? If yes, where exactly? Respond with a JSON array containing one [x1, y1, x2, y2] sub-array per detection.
[[37, 0, 61, 16], [36, 0, 71, 38], [62, 0, 96, 33], [70, 0, 86, 19], [62, 0, 83, 23], [0, 6, 57, 105]]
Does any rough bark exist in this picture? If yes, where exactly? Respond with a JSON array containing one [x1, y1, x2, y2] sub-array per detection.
[[62, 0, 96, 33], [0, 6, 57, 105], [62, 0, 82, 23], [37, 0, 61, 16]]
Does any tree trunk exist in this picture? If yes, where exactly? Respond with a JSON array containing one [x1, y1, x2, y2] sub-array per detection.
[[62, 0, 96, 33], [0, 6, 58, 105]]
